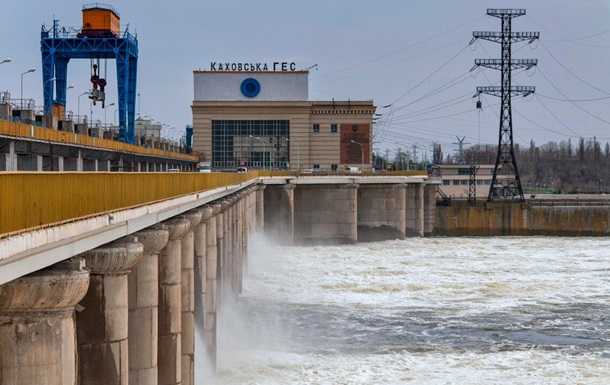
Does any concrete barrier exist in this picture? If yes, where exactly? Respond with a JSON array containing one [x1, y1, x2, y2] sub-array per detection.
[[435, 200, 610, 236]]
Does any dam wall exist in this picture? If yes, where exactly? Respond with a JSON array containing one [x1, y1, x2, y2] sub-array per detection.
[[435, 199, 610, 236]]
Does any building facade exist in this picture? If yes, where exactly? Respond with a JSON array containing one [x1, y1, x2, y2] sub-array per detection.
[[433, 164, 494, 198], [191, 69, 375, 171]]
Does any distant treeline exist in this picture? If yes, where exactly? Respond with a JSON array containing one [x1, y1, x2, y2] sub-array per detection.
[[461, 138, 610, 194]]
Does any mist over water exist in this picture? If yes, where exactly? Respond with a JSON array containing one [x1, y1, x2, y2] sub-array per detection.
[[214, 236, 610, 384]]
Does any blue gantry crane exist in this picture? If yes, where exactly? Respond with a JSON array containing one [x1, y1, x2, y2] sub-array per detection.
[[41, 4, 138, 143]]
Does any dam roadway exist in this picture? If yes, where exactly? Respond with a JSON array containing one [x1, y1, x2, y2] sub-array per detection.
[[0, 171, 435, 385]]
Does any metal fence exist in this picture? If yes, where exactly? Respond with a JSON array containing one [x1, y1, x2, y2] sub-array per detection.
[[0, 171, 259, 236], [0, 119, 197, 161]]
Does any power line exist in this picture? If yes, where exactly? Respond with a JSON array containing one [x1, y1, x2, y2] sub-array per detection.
[[513, 109, 578, 138], [389, 93, 473, 121], [537, 93, 610, 102], [537, 65, 610, 128], [388, 44, 471, 105], [389, 70, 474, 113], [326, 15, 485, 76], [533, 94, 580, 136], [546, 28, 610, 43], [540, 42, 610, 96]]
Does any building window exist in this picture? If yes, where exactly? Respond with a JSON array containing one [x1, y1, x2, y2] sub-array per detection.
[[330, 123, 338, 133], [331, 164, 338, 171], [443, 180, 451, 185], [313, 164, 320, 169], [313, 123, 320, 133], [211, 120, 289, 170]]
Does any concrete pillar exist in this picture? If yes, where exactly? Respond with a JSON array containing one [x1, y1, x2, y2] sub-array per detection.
[[5, 141, 16, 171], [58, 156, 64, 171], [94, 159, 99, 172], [406, 183, 425, 237], [193, 207, 211, 384], [76, 150, 83, 171], [204, 204, 219, 373], [357, 184, 406, 241], [215, 203, 226, 298], [293, 183, 358, 244], [255, 185, 265, 231], [264, 184, 294, 243], [36, 154, 43, 171], [0, 258, 89, 385], [128, 227, 170, 385], [138, 162, 142, 172], [424, 184, 438, 236], [77, 238, 144, 385], [107, 160, 112, 172], [158, 218, 190, 385], [146, 162, 150, 172], [181, 211, 202, 385], [237, 194, 246, 293]]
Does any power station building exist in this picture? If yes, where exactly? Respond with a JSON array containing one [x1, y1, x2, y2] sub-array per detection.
[[191, 65, 375, 171]]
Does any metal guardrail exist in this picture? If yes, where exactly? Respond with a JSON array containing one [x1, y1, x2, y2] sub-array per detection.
[[0, 170, 428, 236], [0, 119, 198, 162], [0, 171, 260, 236]]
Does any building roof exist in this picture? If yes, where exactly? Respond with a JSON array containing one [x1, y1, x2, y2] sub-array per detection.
[[435, 164, 495, 169], [193, 70, 310, 74]]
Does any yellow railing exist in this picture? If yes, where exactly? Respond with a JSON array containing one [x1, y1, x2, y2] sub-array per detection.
[[256, 170, 427, 177], [0, 170, 428, 237], [0, 172, 259, 237], [0, 119, 198, 162]]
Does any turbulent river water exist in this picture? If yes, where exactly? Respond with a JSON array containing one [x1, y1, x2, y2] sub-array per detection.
[[214, 237, 610, 385]]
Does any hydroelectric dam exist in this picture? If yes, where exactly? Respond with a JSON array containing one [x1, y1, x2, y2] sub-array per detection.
[[0, 172, 436, 385]]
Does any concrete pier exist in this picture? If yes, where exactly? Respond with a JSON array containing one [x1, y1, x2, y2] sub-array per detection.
[[264, 184, 294, 242], [194, 207, 212, 382], [215, 203, 225, 301], [181, 211, 202, 385], [128, 227, 170, 385], [158, 218, 190, 385], [204, 204, 220, 372], [357, 184, 406, 241], [77, 238, 144, 385], [256, 185, 265, 231], [0, 258, 89, 385], [406, 184, 425, 237], [424, 184, 437, 236], [294, 184, 358, 244]]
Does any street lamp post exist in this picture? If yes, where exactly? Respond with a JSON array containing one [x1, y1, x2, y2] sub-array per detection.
[[77, 91, 89, 123], [285, 137, 300, 172], [66, 85, 74, 116], [104, 102, 115, 129], [20, 68, 36, 109], [350, 139, 365, 169], [43, 77, 56, 127], [249, 135, 270, 170]]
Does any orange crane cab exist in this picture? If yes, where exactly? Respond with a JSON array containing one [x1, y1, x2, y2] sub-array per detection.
[[81, 3, 120, 37]]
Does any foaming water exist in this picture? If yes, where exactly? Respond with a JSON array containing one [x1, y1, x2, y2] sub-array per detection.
[[215, 237, 610, 384]]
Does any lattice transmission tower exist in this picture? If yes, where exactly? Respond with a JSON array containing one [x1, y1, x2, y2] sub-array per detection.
[[471, 9, 539, 201]]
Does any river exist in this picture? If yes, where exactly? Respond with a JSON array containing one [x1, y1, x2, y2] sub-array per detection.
[[214, 237, 610, 384]]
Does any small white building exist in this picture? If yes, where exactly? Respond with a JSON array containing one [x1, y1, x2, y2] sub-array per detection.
[[432, 164, 513, 199]]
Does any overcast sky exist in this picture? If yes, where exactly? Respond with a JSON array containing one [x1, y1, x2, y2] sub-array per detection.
[[1, 0, 610, 157]]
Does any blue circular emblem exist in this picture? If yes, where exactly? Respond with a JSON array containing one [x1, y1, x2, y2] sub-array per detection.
[[240, 78, 261, 98]]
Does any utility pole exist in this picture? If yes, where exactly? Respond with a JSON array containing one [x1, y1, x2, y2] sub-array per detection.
[[452, 136, 470, 164], [471, 8, 539, 201], [468, 164, 479, 205]]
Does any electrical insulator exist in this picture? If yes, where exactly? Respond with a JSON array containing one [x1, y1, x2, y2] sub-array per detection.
[[476, 99, 482, 109]]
